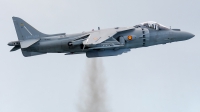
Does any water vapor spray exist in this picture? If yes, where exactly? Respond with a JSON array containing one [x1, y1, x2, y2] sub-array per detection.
[[78, 58, 108, 112]]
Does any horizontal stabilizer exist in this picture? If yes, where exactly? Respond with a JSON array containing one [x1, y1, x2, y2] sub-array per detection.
[[20, 38, 40, 48], [10, 45, 20, 52]]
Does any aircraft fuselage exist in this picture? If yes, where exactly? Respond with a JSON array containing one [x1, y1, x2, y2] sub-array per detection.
[[8, 17, 194, 58], [25, 27, 194, 53]]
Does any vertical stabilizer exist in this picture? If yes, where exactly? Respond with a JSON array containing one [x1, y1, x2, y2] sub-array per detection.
[[12, 17, 47, 57], [12, 17, 48, 41]]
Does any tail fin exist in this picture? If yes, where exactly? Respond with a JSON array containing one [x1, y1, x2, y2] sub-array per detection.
[[12, 17, 48, 40], [12, 17, 47, 57]]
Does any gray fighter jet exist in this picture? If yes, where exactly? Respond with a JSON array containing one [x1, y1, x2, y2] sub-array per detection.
[[8, 17, 195, 58]]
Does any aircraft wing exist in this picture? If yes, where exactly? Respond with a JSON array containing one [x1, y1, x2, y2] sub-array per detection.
[[83, 30, 117, 45], [83, 27, 134, 46]]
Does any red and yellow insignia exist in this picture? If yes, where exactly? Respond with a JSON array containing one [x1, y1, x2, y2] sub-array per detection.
[[127, 35, 133, 40]]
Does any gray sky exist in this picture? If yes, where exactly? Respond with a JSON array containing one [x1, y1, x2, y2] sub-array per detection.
[[0, 0, 200, 112]]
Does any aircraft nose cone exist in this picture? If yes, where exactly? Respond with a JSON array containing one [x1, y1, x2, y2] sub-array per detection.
[[186, 33, 195, 39], [190, 33, 195, 38], [171, 31, 195, 42], [182, 31, 195, 40]]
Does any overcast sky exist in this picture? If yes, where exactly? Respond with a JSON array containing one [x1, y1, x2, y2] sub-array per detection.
[[0, 0, 200, 112]]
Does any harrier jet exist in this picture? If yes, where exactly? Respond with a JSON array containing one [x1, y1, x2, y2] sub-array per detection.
[[8, 17, 195, 58]]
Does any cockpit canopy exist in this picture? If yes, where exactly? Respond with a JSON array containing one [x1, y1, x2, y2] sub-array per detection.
[[140, 21, 169, 30]]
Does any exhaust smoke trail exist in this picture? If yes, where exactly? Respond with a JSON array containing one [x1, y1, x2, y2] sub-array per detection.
[[78, 58, 108, 112]]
